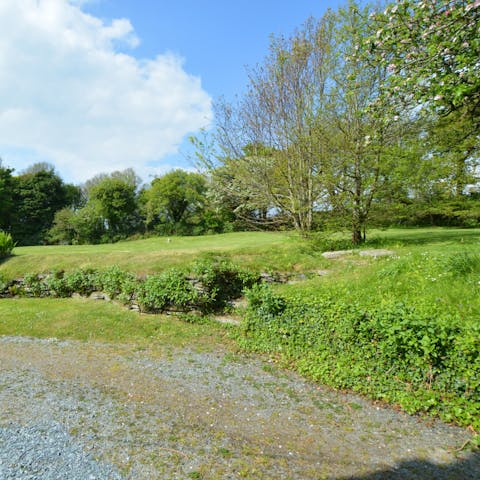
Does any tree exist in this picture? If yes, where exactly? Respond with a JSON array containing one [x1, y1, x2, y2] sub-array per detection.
[[88, 177, 138, 240], [371, 0, 480, 179], [11, 167, 74, 245], [210, 13, 337, 234], [0, 161, 14, 232], [142, 170, 207, 234], [373, 1, 480, 116], [83, 168, 141, 199], [70, 202, 106, 244], [47, 208, 78, 245], [318, 1, 402, 243], [369, 0, 480, 210]]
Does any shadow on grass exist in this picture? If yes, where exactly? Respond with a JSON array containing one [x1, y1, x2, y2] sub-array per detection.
[[0, 254, 14, 266], [366, 228, 480, 248], [336, 451, 480, 480]]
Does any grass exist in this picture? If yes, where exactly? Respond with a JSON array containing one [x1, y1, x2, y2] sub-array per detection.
[[0, 231, 309, 278], [3, 227, 480, 279], [0, 297, 228, 349], [278, 228, 480, 319]]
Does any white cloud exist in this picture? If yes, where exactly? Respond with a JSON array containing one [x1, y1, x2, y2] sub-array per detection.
[[0, 0, 212, 182]]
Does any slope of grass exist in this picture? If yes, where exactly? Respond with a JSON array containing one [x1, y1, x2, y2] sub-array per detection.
[[0, 231, 330, 279], [3, 227, 480, 280], [0, 297, 227, 349]]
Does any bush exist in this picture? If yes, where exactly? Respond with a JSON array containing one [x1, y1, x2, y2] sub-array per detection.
[[23, 273, 49, 297], [63, 269, 100, 295], [445, 251, 480, 276], [192, 255, 259, 312], [0, 231, 15, 258], [44, 270, 74, 297], [7, 259, 259, 315], [135, 269, 200, 313], [97, 265, 136, 299]]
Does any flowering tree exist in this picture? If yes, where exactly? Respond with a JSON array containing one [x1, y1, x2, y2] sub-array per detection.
[[369, 0, 480, 199], [371, 0, 480, 118]]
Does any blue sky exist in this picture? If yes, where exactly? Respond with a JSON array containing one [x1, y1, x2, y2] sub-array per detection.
[[0, 0, 345, 184], [82, 0, 343, 101]]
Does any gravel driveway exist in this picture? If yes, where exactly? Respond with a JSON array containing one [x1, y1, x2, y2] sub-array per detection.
[[0, 335, 478, 479]]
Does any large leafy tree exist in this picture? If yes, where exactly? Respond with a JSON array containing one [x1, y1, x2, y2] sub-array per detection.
[[142, 170, 207, 234], [11, 166, 76, 245], [88, 177, 138, 240], [370, 1, 480, 201], [372, 0, 480, 116], [318, 1, 403, 243], [210, 13, 337, 234]]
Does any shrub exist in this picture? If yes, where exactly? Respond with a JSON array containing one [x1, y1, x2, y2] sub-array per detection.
[[0, 231, 15, 258], [44, 270, 73, 297], [23, 273, 49, 297], [445, 251, 480, 276], [192, 255, 259, 312], [244, 283, 287, 320], [97, 265, 136, 299], [135, 269, 200, 313], [63, 269, 100, 295]]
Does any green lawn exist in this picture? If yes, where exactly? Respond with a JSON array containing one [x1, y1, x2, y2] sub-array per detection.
[[0, 297, 227, 349], [1, 231, 302, 278], [3, 227, 480, 280]]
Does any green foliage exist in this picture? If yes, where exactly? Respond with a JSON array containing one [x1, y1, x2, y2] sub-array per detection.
[[47, 208, 78, 245], [244, 283, 287, 320], [306, 233, 356, 252], [10, 168, 74, 245], [241, 284, 480, 431], [89, 177, 139, 241], [135, 269, 200, 313], [69, 202, 106, 244], [192, 255, 259, 312], [0, 164, 14, 231], [0, 230, 15, 258], [372, 1, 480, 117], [6, 256, 260, 316], [23, 273, 48, 297], [445, 251, 480, 277], [97, 265, 136, 299], [142, 169, 208, 235], [44, 271, 74, 298]]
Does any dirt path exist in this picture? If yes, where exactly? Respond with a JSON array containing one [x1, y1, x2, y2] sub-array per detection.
[[0, 336, 478, 479]]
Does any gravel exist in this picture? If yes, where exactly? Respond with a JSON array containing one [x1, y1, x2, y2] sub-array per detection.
[[0, 335, 478, 479], [0, 423, 123, 480]]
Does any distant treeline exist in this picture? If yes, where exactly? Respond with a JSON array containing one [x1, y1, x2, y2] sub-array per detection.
[[0, 160, 479, 247]]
